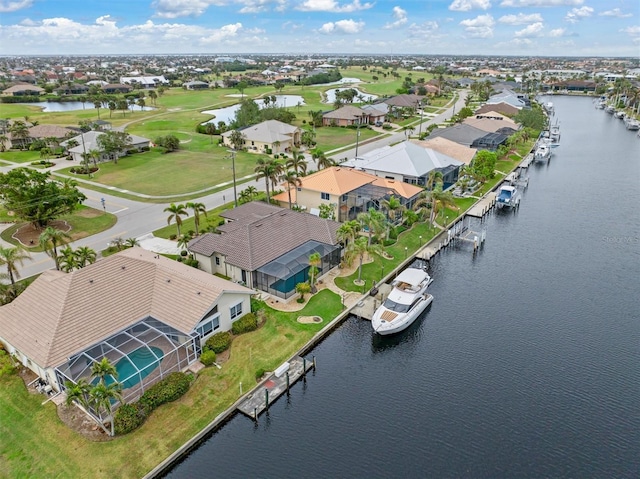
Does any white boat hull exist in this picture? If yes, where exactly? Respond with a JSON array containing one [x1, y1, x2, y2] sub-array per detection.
[[372, 294, 433, 335]]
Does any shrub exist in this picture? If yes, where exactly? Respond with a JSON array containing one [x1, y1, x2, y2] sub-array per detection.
[[114, 403, 147, 435], [255, 368, 266, 381], [231, 312, 258, 335], [204, 331, 232, 354], [382, 239, 395, 247], [200, 349, 217, 366], [139, 372, 191, 411], [184, 258, 199, 268], [169, 234, 177, 240], [180, 250, 188, 257], [297, 297, 305, 304]]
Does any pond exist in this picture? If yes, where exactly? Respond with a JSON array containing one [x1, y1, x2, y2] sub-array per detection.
[[17, 101, 155, 112], [323, 87, 378, 104], [322, 77, 362, 85], [201, 95, 305, 125]]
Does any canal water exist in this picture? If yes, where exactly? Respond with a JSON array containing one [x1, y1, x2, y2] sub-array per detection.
[[165, 96, 640, 478]]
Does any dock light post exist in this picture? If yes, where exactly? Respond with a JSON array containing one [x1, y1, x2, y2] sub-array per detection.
[[227, 149, 238, 207], [446, 215, 449, 227], [381, 264, 384, 282], [419, 235, 423, 246], [404, 246, 408, 259], [355, 125, 361, 158]]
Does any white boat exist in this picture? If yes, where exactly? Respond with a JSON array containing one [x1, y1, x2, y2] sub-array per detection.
[[615, 111, 626, 120], [372, 268, 433, 336], [533, 142, 552, 163], [624, 117, 640, 131], [549, 123, 561, 143], [496, 184, 521, 209]]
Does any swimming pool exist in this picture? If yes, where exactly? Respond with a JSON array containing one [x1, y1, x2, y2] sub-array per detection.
[[108, 346, 164, 389]]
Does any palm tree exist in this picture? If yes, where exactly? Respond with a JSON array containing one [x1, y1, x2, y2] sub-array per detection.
[[74, 246, 97, 268], [0, 245, 30, 286], [39, 226, 72, 271], [316, 153, 335, 170], [205, 122, 216, 143], [124, 238, 140, 248], [9, 120, 30, 150], [345, 236, 382, 282], [186, 202, 207, 236], [164, 203, 188, 237], [148, 90, 157, 106], [57, 246, 77, 272], [426, 170, 443, 192], [286, 152, 307, 176], [91, 357, 117, 385], [336, 220, 361, 249], [430, 187, 458, 226], [228, 130, 245, 151], [90, 380, 122, 437], [65, 378, 91, 409], [254, 157, 283, 204], [282, 170, 302, 209], [308, 252, 322, 292], [239, 185, 258, 204], [380, 195, 405, 240], [136, 98, 146, 111], [357, 208, 386, 246]]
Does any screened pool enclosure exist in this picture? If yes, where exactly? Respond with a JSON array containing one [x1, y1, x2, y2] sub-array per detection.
[[253, 240, 341, 299], [55, 317, 200, 406]]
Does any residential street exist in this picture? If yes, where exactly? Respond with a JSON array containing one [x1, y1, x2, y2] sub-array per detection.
[[1, 91, 467, 281]]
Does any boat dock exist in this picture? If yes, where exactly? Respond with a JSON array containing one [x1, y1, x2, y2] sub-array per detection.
[[236, 355, 315, 420], [467, 192, 496, 218], [352, 283, 393, 321]]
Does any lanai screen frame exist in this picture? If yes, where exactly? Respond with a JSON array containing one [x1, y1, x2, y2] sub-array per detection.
[[55, 316, 201, 406]]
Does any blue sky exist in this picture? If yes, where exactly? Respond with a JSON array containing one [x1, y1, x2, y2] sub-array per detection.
[[0, 0, 638, 56]]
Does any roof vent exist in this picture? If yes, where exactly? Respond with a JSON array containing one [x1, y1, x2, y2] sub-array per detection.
[[166, 279, 171, 283], [121, 266, 126, 270], [197, 291, 201, 295], [89, 279, 93, 284]]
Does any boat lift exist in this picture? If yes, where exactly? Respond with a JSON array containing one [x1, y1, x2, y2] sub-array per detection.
[[448, 216, 487, 252]]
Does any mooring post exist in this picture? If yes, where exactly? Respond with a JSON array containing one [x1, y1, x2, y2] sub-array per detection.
[[286, 372, 290, 394], [313, 355, 317, 371], [303, 358, 307, 376], [265, 389, 269, 411], [254, 407, 258, 422]]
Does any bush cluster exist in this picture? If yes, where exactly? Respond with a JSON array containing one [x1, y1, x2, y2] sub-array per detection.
[[231, 312, 258, 335], [204, 331, 232, 354], [113, 372, 192, 435], [200, 349, 217, 366]]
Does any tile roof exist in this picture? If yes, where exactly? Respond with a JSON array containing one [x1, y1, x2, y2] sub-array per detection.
[[412, 137, 477, 166], [0, 248, 253, 369], [342, 141, 462, 177], [475, 102, 520, 117], [322, 105, 366, 120], [60, 131, 150, 154], [28, 124, 74, 139], [426, 124, 488, 147], [383, 94, 425, 108], [188, 203, 340, 270], [222, 119, 299, 144], [463, 113, 519, 133]]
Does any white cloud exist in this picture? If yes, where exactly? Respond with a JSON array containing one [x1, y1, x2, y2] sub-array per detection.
[[515, 21, 544, 37], [0, 0, 32, 13], [297, 0, 373, 12], [459, 14, 494, 37], [238, 0, 287, 13], [407, 21, 440, 39], [599, 8, 632, 19], [548, 27, 565, 36], [621, 25, 640, 36], [152, 0, 226, 19], [383, 6, 408, 30], [565, 6, 593, 23], [199, 22, 243, 43], [498, 13, 543, 24], [318, 19, 364, 34], [449, 0, 491, 12], [500, 0, 582, 6]]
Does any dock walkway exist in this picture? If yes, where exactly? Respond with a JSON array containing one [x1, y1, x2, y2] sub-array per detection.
[[466, 192, 496, 218], [236, 355, 314, 419]]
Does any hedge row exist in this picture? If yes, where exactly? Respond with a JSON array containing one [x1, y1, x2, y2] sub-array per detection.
[[113, 372, 192, 435], [231, 312, 258, 335], [203, 331, 231, 354]]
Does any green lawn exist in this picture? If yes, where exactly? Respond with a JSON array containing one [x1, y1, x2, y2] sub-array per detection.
[[55, 148, 260, 197], [0, 150, 42, 163], [0, 206, 117, 252], [0, 289, 341, 479]]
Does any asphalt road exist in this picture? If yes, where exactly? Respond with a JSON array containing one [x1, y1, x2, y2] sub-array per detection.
[[1, 90, 468, 281]]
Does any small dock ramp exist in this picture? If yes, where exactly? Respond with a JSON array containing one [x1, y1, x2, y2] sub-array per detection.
[[352, 283, 393, 321], [237, 355, 314, 420], [467, 192, 496, 218]]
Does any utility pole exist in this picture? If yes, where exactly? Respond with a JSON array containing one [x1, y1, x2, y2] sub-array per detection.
[[227, 149, 238, 207]]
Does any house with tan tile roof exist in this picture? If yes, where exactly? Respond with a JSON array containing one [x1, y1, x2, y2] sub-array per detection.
[[342, 140, 464, 189], [462, 112, 519, 134], [188, 202, 341, 300], [0, 248, 254, 404], [322, 105, 368, 127], [272, 166, 422, 223], [411, 137, 477, 166], [475, 102, 520, 117], [2, 84, 45, 96], [221, 119, 301, 154]]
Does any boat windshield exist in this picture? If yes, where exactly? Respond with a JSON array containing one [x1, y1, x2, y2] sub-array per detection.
[[382, 298, 411, 313]]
